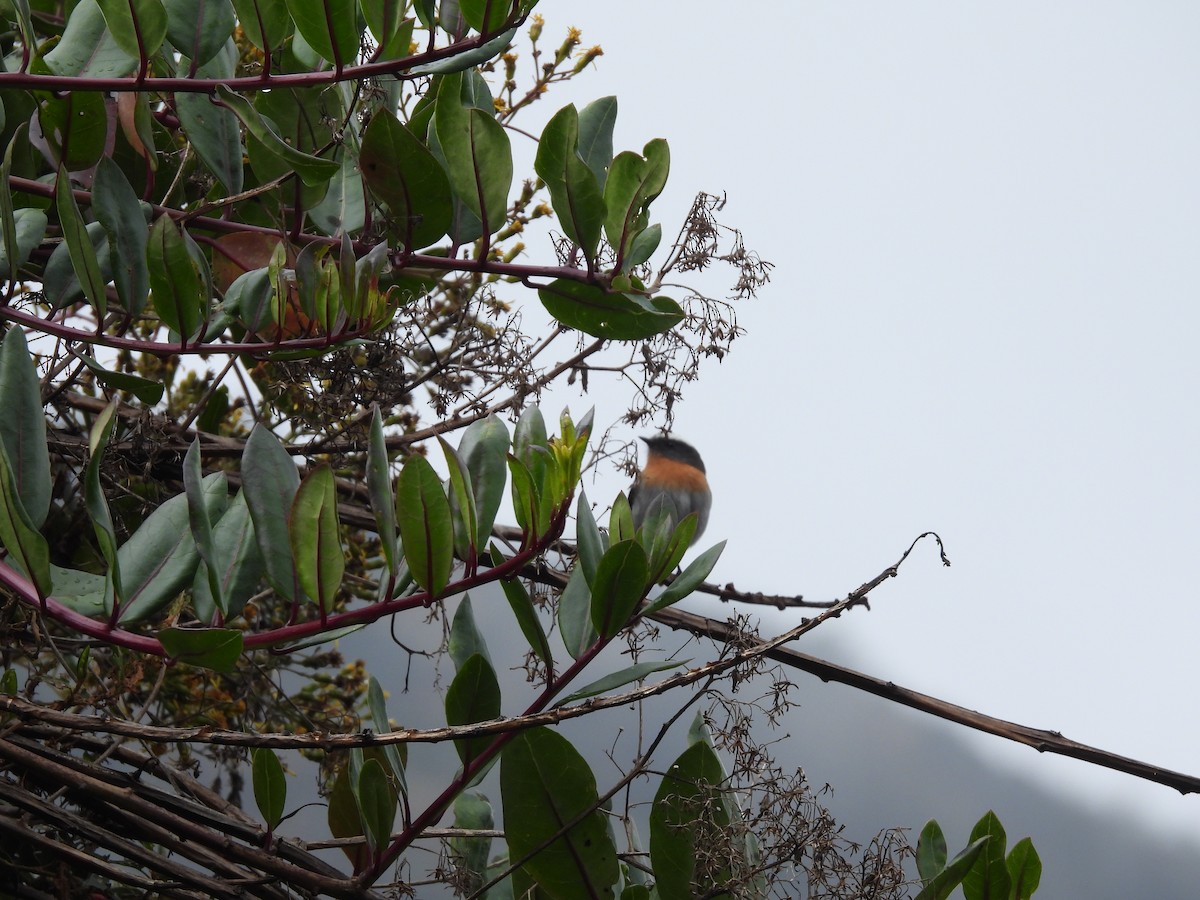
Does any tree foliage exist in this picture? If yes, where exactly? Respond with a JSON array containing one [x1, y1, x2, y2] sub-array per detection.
[[0, 1, 1051, 898]]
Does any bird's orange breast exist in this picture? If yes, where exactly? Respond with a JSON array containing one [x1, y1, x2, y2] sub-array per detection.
[[640, 456, 710, 493]]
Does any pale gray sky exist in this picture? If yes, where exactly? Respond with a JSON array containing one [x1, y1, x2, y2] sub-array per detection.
[[527, 0, 1200, 847]]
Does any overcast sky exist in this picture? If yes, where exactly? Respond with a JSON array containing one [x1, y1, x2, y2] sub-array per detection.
[[521, 0, 1200, 846]]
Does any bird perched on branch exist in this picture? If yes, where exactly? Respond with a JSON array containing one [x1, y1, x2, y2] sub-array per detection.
[[629, 436, 711, 544]]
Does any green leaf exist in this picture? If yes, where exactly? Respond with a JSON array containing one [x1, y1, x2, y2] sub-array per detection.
[[118, 89, 159, 172], [73, 644, 90, 682], [165, 0, 235, 66], [271, 623, 365, 652], [559, 658, 685, 705], [638, 502, 696, 589], [506, 454, 535, 536], [451, 791, 493, 893], [685, 711, 715, 751], [449, 594, 492, 670], [231, 0, 291, 51], [604, 140, 670, 271], [1, 669, 18, 695], [0, 137, 17, 283], [75, 354, 164, 404], [649, 741, 733, 900], [410, 26, 517, 74], [327, 766, 369, 870], [147, 216, 205, 339], [309, 146, 366, 236], [252, 747, 287, 830], [556, 565, 595, 660], [0, 327, 50, 527], [352, 240, 396, 327], [439, 436, 478, 562], [48, 565, 105, 616], [609, 492, 635, 546], [535, 104, 604, 259], [590, 540, 649, 639], [500, 728, 619, 899], [457, 415, 509, 548], [158, 626, 244, 672], [511, 406, 547, 468], [917, 820, 949, 884], [244, 86, 334, 215], [624, 222, 661, 270], [0, 441, 51, 598], [576, 96, 617, 188], [459, 0, 510, 34], [175, 41, 243, 194], [573, 492, 605, 587], [215, 85, 340, 187], [184, 438, 223, 613], [119, 472, 227, 622], [556, 407, 592, 487], [42, 221, 110, 310], [396, 454, 454, 597], [425, 121, 484, 244], [196, 381, 229, 434], [191, 489, 263, 623], [357, 758, 397, 853], [362, 0, 413, 55], [1006, 837, 1042, 900], [497, 565, 552, 669], [4, 0, 36, 71], [0, 209, 47, 280], [223, 267, 273, 334], [326, 244, 356, 326], [460, 68, 494, 111], [366, 675, 408, 801], [44, 0, 137, 77], [963, 811, 1010, 900], [511, 406, 552, 529], [359, 110, 453, 250], [537, 278, 684, 341], [289, 464, 344, 613], [91, 158, 150, 315], [85, 401, 121, 613], [367, 407, 398, 575], [96, 0, 168, 59], [445, 653, 501, 767], [243, 425, 302, 602], [39, 90, 108, 172], [643, 540, 725, 616], [506, 863, 538, 900], [913, 837, 992, 900], [285, 0, 360, 67], [435, 77, 514, 236], [55, 168, 106, 315]]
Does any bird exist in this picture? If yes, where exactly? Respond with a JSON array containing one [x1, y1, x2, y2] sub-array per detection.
[[629, 436, 711, 545]]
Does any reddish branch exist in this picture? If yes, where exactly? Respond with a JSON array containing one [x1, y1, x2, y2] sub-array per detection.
[[0, 15, 527, 94], [2, 175, 602, 357], [0, 498, 573, 659]]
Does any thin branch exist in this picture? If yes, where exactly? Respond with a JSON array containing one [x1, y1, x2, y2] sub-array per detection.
[[0, 734, 384, 898], [653, 605, 1200, 796], [0, 19, 528, 93], [5, 534, 1195, 798]]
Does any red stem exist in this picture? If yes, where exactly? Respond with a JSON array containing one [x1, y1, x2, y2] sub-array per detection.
[[0, 499, 572, 660]]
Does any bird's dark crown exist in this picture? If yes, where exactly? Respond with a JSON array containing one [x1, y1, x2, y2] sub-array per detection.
[[641, 435, 706, 473]]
